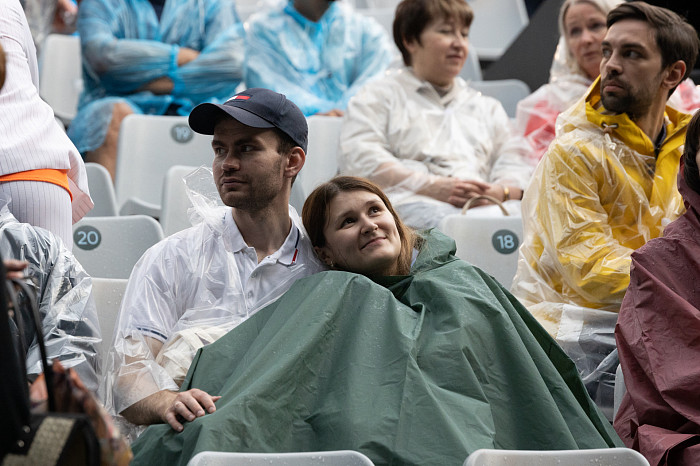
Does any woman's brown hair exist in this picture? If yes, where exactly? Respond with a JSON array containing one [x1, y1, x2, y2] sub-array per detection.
[[0, 42, 6, 91], [302, 176, 418, 275], [393, 0, 473, 66]]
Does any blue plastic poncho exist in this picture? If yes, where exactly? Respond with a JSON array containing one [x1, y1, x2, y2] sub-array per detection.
[[244, 0, 395, 116], [67, 0, 244, 154]]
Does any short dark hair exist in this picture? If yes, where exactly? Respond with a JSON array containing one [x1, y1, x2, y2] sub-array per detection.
[[607, 1, 699, 89], [302, 176, 418, 275], [274, 128, 298, 156], [273, 128, 301, 185], [393, 0, 473, 66], [683, 110, 700, 195]]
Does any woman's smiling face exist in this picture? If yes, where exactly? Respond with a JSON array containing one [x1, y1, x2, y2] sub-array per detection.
[[317, 190, 402, 276]]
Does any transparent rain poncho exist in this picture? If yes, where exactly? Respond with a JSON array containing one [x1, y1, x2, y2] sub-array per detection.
[[340, 67, 533, 228], [100, 168, 324, 423], [244, 0, 395, 116], [510, 78, 690, 419], [67, 0, 244, 154], [514, 36, 595, 165], [515, 0, 700, 164], [515, 0, 621, 165], [0, 194, 101, 393]]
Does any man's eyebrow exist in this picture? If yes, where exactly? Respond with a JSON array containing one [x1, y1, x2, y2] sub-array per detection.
[[601, 40, 648, 51]]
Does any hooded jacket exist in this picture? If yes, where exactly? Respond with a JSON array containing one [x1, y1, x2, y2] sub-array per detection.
[[614, 172, 700, 466], [511, 77, 691, 417]]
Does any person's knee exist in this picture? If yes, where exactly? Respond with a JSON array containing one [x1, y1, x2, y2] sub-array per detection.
[[110, 102, 134, 129]]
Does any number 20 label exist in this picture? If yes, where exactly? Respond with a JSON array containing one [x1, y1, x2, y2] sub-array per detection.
[[73, 226, 101, 251]]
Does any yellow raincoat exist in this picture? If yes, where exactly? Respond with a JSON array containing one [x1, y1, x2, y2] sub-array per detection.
[[511, 77, 691, 418]]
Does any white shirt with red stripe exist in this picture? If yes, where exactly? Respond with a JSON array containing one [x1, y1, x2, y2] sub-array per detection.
[[101, 205, 326, 416]]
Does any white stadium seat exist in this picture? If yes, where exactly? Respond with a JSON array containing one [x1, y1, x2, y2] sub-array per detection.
[[469, 79, 531, 118], [91, 277, 129, 364], [85, 162, 119, 217], [188, 450, 375, 466], [72, 215, 164, 279], [115, 114, 213, 217], [439, 197, 523, 288], [39, 34, 83, 125], [464, 448, 649, 466]]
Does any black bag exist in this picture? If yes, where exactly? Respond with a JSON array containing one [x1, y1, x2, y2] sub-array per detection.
[[0, 258, 101, 465]]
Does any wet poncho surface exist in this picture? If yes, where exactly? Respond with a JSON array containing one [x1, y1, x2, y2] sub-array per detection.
[[132, 230, 621, 465]]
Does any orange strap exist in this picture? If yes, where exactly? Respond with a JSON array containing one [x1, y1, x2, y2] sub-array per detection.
[[0, 169, 72, 201]]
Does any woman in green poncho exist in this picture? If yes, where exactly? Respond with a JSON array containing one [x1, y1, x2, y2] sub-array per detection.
[[131, 176, 621, 465]]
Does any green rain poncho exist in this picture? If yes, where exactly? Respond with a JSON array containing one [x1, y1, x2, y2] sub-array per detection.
[[131, 230, 621, 465]]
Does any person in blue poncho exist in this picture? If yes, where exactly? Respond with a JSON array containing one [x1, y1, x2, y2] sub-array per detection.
[[244, 0, 395, 117], [129, 175, 621, 466], [67, 0, 245, 178]]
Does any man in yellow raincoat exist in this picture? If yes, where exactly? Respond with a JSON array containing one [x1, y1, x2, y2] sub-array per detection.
[[511, 1, 699, 420]]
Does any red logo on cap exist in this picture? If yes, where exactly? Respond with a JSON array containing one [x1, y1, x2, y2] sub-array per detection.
[[233, 95, 250, 100]]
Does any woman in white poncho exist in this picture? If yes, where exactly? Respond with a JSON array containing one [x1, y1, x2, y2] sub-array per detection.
[[339, 0, 533, 229]]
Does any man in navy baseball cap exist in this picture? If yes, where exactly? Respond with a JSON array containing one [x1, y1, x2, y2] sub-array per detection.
[[189, 87, 308, 153], [115, 88, 325, 433]]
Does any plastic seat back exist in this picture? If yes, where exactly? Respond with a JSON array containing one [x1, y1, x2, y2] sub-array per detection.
[[614, 363, 627, 419], [295, 115, 342, 203], [469, 79, 531, 118], [160, 165, 198, 236], [115, 114, 213, 217], [459, 49, 483, 82], [466, 0, 529, 61], [464, 448, 649, 466], [85, 163, 119, 217], [188, 450, 375, 466], [39, 34, 83, 124], [439, 209, 523, 288], [91, 277, 128, 364], [72, 215, 164, 279]]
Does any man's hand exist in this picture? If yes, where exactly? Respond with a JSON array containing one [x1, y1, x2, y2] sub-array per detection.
[[121, 388, 221, 431], [163, 389, 221, 432]]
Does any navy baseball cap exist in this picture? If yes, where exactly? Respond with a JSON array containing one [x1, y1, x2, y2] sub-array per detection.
[[188, 88, 308, 153]]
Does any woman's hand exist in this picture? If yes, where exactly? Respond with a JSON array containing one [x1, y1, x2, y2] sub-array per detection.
[[420, 177, 491, 208]]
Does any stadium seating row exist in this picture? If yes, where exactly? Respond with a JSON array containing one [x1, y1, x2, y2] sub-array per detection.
[[185, 448, 650, 465], [38, 15, 529, 128], [73, 112, 525, 290]]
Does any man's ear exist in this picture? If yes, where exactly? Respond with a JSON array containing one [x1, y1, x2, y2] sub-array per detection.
[[314, 245, 334, 267], [285, 147, 305, 179], [662, 60, 686, 91]]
